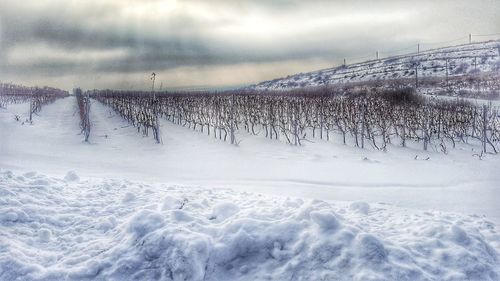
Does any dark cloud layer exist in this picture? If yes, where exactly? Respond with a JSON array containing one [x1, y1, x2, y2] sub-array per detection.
[[0, 0, 499, 89]]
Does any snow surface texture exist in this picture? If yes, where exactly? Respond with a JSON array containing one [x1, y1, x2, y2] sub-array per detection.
[[2, 97, 499, 226], [1, 95, 500, 280], [1, 170, 499, 281], [249, 40, 500, 91]]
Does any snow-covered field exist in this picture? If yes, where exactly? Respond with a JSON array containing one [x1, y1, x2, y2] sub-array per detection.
[[1, 97, 500, 280]]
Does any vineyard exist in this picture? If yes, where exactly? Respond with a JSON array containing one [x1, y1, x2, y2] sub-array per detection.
[[78, 42, 500, 154], [1, 80, 498, 155], [0, 83, 69, 123], [88, 88, 500, 154]]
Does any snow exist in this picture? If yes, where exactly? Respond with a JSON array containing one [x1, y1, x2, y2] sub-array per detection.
[[64, 171, 80, 182], [1, 96, 500, 280], [122, 191, 137, 203], [128, 210, 166, 237], [1, 97, 499, 224], [310, 210, 341, 231], [38, 228, 52, 243], [249, 40, 500, 92], [0, 170, 499, 280], [349, 201, 371, 215], [211, 202, 240, 222]]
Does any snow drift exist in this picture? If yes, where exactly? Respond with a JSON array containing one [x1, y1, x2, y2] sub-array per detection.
[[1, 170, 499, 281]]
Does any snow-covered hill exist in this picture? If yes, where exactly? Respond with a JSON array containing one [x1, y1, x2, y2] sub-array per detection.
[[249, 40, 500, 92]]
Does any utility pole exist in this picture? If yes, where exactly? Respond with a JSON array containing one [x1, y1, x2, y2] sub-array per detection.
[[151, 72, 156, 96], [445, 59, 449, 88], [376, 51, 379, 60], [415, 64, 419, 89], [474, 56, 480, 94], [343, 58, 346, 66], [469, 34, 472, 44], [417, 43, 420, 54]]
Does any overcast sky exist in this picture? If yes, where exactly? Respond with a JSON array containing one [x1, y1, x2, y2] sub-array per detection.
[[0, 0, 499, 90]]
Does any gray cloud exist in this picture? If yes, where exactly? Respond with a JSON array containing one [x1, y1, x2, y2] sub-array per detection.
[[0, 0, 499, 89]]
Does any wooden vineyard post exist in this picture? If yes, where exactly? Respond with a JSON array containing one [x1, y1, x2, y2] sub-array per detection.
[[29, 98, 33, 123], [483, 104, 487, 153], [29, 88, 35, 124], [230, 93, 236, 145], [292, 102, 299, 146], [151, 72, 162, 144], [423, 108, 429, 151], [84, 92, 91, 142], [319, 100, 324, 140], [75, 88, 91, 142], [360, 103, 365, 149]]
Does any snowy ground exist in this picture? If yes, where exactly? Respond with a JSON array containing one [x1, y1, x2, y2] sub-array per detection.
[[1, 170, 499, 281], [1, 97, 500, 280]]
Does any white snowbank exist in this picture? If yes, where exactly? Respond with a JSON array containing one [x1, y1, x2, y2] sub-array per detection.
[[64, 171, 80, 182], [349, 201, 371, 215], [38, 228, 52, 243], [1, 171, 499, 280]]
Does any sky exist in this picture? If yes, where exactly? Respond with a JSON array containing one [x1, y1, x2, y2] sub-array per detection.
[[0, 0, 499, 91]]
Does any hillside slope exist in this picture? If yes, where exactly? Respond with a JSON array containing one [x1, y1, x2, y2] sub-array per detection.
[[250, 40, 500, 96]]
